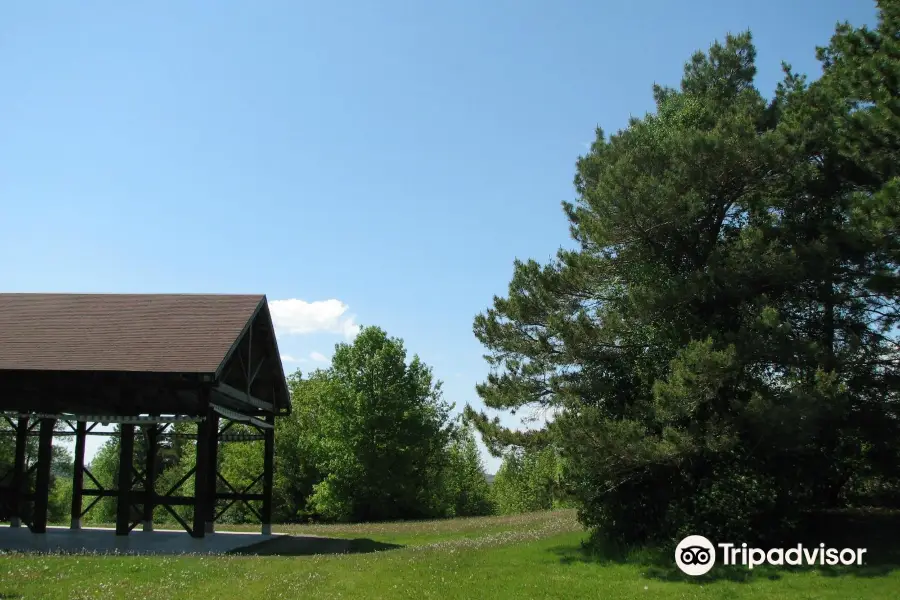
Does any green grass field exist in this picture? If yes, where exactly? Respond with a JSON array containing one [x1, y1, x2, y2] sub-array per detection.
[[2, 510, 899, 599]]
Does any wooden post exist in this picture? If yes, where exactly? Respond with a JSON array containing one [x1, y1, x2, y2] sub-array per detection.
[[31, 417, 56, 534], [70, 421, 87, 529], [142, 425, 158, 532], [10, 416, 28, 528], [116, 424, 135, 536], [261, 412, 274, 535], [192, 414, 211, 539], [205, 411, 219, 534]]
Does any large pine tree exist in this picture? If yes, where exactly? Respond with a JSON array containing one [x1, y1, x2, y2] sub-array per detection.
[[468, 2, 899, 545]]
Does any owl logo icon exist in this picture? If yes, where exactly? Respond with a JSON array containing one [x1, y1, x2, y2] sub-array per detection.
[[675, 535, 716, 576]]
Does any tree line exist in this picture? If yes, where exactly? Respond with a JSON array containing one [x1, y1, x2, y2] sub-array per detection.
[[1, 326, 570, 527], [2, 326, 570, 526]]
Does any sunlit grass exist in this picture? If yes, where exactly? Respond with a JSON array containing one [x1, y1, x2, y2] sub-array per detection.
[[2, 509, 899, 599], [59, 509, 578, 546]]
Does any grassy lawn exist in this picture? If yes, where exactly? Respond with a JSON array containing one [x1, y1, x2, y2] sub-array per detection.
[[2, 510, 899, 599]]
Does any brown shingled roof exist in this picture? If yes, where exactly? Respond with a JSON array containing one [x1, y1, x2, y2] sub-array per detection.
[[0, 293, 265, 373]]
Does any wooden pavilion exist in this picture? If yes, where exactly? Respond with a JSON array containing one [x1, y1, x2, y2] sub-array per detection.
[[0, 293, 290, 538]]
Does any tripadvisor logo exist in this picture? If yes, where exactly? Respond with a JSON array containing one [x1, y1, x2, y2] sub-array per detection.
[[675, 535, 868, 576], [676, 535, 717, 576]]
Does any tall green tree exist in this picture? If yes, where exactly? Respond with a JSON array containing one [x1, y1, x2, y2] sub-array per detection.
[[491, 446, 566, 515], [468, 2, 899, 546], [441, 420, 494, 517], [222, 364, 494, 523], [301, 326, 454, 522]]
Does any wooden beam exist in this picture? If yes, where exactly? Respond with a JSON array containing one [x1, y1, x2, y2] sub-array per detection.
[[143, 425, 158, 532], [0, 372, 206, 415], [192, 389, 212, 539], [213, 298, 265, 382], [249, 417, 274, 430], [205, 410, 219, 534], [211, 404, 251, 422], [210, 404, 273, 430], [116, 424, 135, 536], [248, 355, 266, 387], [70, 421, 87, 529], [246, 321, 253, 389], [31, 418, 56, 534], [0, 412, 204, 424], [10, 416, 28, 527], [219, 433, 265, 442], [212, 383, 273, 412], [261, 413, 275, 535]]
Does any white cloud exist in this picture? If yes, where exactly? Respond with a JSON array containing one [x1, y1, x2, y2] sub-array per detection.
[[309, 351, 328, 363], [270, 299, 360, 339], [280, 354, 307, 363]]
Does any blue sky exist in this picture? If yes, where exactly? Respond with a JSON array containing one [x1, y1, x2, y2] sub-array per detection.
[[1, 1, 878, 471]]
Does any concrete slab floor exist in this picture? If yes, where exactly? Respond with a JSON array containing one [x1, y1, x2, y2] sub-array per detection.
[[0, 526, 279, 555]]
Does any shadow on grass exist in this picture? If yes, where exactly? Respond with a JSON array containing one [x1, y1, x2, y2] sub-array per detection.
[[0, 594, 23, 599], [549, 509, 900, 584], [228, 535, 403, 557]]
